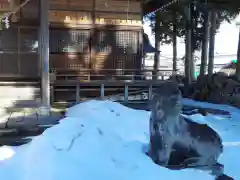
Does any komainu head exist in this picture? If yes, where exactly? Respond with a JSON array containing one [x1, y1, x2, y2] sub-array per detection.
[[150, 82, 182, 118]]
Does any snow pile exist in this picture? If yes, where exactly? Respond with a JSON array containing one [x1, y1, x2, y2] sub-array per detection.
[[0, 100, 239, 180]]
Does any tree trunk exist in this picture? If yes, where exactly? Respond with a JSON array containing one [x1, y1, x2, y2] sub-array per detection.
[[208, 10, 217, 75], [172, 13, 177, 73], [190, 51, 195, 80], [185, 3, 192, 84], [236, 28, 240, 80], [200, 10, 210, 77], [189, 2, 195, 81], [153, 12, 161, 80]]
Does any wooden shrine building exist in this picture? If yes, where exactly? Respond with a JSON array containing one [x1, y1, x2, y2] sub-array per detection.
[[0, 0, 160, 108], [0, 0, 146, 76]]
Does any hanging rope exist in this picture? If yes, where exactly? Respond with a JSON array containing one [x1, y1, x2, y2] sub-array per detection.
[[145, 0, 183, 16]]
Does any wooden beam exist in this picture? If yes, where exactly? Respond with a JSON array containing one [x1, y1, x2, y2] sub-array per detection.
[[39, 0, 50, 109]]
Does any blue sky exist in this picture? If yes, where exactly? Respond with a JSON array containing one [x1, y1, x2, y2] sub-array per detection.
[[143, 15, 240, 59]]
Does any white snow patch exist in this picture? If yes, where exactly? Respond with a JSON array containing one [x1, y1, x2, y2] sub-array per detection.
[[0, 146, 16, 161], [0, 99, 240, 180]]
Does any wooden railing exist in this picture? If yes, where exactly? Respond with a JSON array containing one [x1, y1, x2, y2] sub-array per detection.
[[52, 80, 166, 104], [51, 68, 181, 81], [50, 68, 183, 103], [0, 69, 183, 104]]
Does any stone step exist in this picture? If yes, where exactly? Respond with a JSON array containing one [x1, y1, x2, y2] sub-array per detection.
[[0, 85, 41, 109], [0, 110, 62, 130], [0, 87, 40, 98]]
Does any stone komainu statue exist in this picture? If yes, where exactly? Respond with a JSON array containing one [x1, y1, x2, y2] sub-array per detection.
[[148, 81, 233, 180]]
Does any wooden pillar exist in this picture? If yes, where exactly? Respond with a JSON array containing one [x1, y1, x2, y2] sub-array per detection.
[[39, 0, 50, 111]]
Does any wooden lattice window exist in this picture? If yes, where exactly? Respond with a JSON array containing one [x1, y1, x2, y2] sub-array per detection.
[[92, 30, 112, 54], [0, 27, 18, 51], [19, 28, 38, 52], [93, 30, 139, 54], [115, 31, 138, 54], [0, 54, 18, 74], [50, 29, 90, 53]]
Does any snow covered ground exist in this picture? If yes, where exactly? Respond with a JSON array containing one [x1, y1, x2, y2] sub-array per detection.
[[0, 99, 240, 180]]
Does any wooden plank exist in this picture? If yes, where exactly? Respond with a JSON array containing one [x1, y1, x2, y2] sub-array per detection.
[[50, 0, 69, 9], [49, 0, 140, 11], [69, 0, 93, 10], [50, 0, 93, 11], [95, 0, 141, 13]]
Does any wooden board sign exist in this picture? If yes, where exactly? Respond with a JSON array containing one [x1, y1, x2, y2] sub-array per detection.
[[48, 8, 142, 27], [49, 10, 92, 24], [95, 18, 141, 26], [95, 13, 142, 26]]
